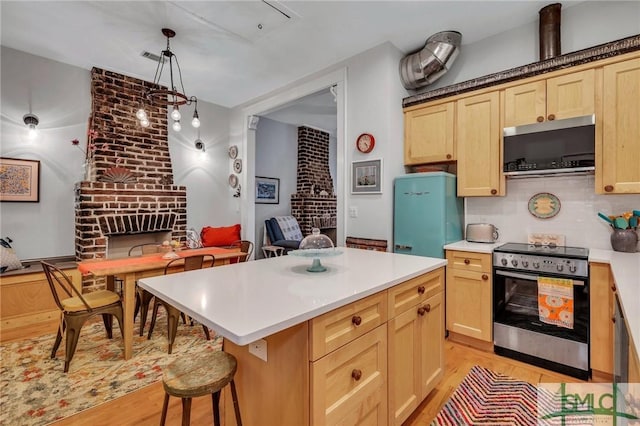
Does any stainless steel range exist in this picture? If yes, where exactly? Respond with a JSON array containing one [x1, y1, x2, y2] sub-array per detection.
[[493, 243, 590, 379]]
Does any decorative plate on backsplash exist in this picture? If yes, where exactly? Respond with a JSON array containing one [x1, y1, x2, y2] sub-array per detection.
[[101, 166, 137, 183], [528, 192, 561, 219]]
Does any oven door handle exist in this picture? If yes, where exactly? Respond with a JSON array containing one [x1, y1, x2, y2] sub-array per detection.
[[495, 269, 585, 286], [495, 270, 540, 281]]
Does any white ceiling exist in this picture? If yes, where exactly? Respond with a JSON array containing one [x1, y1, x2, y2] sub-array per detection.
[[1, 1, 575, 110]]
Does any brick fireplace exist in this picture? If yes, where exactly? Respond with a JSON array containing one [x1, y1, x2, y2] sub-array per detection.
[[291, 126, 337, 242], [75, 68, 186, 291]]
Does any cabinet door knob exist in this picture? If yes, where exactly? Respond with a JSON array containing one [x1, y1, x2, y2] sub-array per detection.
[[611, 285, 617, 292], [351, 369, 362, 381], [491, 189, 497, 195], [612, 316, 616, 324], [446, 154, 452, 160], [547, 114, 556, 121], [424, 304, 431, 313], [417, 285, 425, 295], [417, 307, 426, 316], [537, 116, 544, 123], [604, 185, 614, 192], [351, 315, 362, 326], [482, 274, 489, 280], [464, 259, 470, 265]]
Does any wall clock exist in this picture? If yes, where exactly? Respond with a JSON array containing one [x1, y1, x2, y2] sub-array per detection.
[[233, 158, 243, 173], [356, 133, 375, 153]]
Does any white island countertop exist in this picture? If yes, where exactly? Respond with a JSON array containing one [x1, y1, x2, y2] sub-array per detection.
[[139, 247, 446, 346]]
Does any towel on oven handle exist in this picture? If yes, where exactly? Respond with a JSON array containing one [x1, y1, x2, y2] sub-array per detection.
[[537, 276, 574, 329]]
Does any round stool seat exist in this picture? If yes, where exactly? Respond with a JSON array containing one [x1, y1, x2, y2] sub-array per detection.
[[163, 351, 237, 399]]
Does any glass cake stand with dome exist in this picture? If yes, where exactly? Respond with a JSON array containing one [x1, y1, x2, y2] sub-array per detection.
[[289, 228, 342, 272]]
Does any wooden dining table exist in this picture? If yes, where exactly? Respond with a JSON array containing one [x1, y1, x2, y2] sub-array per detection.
[[77, 246, 242, 360]]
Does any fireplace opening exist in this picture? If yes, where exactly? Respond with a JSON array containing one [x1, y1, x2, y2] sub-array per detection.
[[106, 231, 172, 259]]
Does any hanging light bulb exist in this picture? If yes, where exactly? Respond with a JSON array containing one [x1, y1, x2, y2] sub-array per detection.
[[23, 113, 39, 139], [171, 105, 181, 121], [136, 108, 147, 121], [140, 118, 150, 128], [172, 120, 182, 132], [191, 109, 200, 128]]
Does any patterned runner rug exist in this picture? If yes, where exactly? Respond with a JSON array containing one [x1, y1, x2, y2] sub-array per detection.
[[0, 312, 222, 425], [431, 365, 540, 425]]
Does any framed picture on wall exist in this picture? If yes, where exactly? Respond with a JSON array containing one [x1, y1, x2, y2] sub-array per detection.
[[351, 159, 382, 194], [255, 176, 280, 204], [0, 157, 40, 202]]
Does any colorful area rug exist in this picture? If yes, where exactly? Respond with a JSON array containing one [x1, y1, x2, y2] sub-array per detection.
[[0, 313, 222, 425], [431, 365, 540, 425]]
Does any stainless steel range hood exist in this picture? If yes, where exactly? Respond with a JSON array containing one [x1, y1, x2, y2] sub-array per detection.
[[503, 115, 596, 178]]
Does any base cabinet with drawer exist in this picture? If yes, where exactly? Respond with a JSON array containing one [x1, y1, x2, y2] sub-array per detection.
[[224, 268, 445, 426], [445, 250, 493, 346]]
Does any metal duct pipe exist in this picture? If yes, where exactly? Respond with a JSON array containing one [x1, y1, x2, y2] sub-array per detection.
[[539, 3, 562, 60], [399, 31, 462, 90]]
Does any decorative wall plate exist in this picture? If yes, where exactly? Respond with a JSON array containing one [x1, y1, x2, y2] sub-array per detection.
[[228, 174, 239, 188], [233, 158, 242, 173], [528, 192, 561, 219], [228, 145, 238, 159]]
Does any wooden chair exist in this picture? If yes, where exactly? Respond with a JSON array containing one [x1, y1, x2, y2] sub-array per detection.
[[42, 261, 124, 373], [147, 254, 215, 354], [131, 243, 162, 336], [230, 239, 254, 262], [160, 350, 242, 426]]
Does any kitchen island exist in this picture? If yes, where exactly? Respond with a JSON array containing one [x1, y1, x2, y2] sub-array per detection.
[[139, 247, 447, 426]]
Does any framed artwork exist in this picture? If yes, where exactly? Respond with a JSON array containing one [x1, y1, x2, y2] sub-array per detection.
[[0, 157, 40, 202], [351, 159, 382, 194], [255, 176, 280, 204]]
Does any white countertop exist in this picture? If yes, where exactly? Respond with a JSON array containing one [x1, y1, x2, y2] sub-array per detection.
[[139, 247, 446, 346], [589, 249, 640, 355], [444, 240, 504, 253]]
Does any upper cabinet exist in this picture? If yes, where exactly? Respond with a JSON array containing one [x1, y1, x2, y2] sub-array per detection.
[[456, 92, 504, 196], [404, 101, 455, 165], [503, 69, 595, 127], [596, 57, 640, 194]]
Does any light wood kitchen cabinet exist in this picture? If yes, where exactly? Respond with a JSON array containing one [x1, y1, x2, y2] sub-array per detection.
[[456, 91, 504, 197], [387, 269, 444, 426], [596, 57, 640, 194], [404, 101, 455, 165], [446, 250, 493, 344], [311, 325, 388, 426], [503, 69, 595, 127], [589, 262, 615, 379]]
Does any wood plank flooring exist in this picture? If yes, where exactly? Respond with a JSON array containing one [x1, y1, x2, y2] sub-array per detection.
[[2, 321, 582, 426]]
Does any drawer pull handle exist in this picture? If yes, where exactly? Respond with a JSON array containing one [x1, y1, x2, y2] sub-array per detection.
[[446, 154, 452, 159], [417, 285, 425, 295], [547, 114, 556, 121], [604, 185, 614, 192], [464, 259, 470, 265], [424, 304, 431, 313], [491, 189, 498, 195], [482, 274, 489, 280], [351, 369, 362, 381], [537, 116, 544, 123], [417, 307, 426, 316], [352, 315, 362, 326]]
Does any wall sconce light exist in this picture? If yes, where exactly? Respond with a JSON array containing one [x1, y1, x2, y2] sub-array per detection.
[[23, 113, 39, 139], [195, 138, 205, 152]]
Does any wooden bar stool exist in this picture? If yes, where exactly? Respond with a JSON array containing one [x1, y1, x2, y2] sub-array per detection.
[[160, 351, 242, 426]]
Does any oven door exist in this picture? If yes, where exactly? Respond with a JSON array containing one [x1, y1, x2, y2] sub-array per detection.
[[493, 269, 589, 343]]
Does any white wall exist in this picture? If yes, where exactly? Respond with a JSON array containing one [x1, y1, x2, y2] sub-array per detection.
[[0, 46, 89, 259], [254, 117, 298, 256], [466, 176, 640, 251], [0, 46, 233, 259]]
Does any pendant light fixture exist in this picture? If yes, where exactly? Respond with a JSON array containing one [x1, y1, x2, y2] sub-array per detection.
[[23, 113, 39, 139], [136, 28, 200, 132]]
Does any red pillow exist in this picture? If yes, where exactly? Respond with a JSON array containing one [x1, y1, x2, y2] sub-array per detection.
[[200, 224, 241, 247]]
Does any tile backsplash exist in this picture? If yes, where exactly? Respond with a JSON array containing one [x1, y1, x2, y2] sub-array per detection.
[[465, 175, 640, 251]]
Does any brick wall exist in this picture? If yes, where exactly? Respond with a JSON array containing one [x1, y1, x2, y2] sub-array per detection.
[[89, 67, 172, 185], [291, 126, 337, 239]]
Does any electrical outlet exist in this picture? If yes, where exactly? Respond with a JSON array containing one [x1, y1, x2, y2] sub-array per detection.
[[349, 207, 358, 218], [249, 339, 267, 362]]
